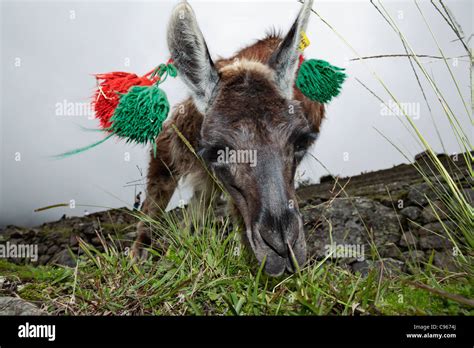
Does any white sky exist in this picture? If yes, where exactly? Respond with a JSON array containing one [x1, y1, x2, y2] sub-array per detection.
[[1, 0, 472, 227]]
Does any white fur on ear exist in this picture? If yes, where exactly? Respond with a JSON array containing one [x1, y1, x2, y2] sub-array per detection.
[[269, 0, 314, 99], [167, 1, 219, 114]]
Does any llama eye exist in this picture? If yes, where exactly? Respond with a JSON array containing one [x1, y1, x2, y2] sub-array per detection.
[[294, 141, 306, 153], [294, 147, 307, 160], [204, 148, 221, 163], [200, 146, 229, 165], [294, 132, 318, 158]]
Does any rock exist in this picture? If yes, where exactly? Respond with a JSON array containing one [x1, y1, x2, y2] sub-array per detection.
[[406, 183, 438, 206], [399, 231, 418, 247], [407, 219, 422, 231], [37, 244, 48, 255], [304, 197, 324, 206], [379, 243, 402, 259], [24, 229, 37, 239], [421, 200, 447, 224], [377, 258, 404, 275], [91, 237, 101, 246], [77, 222, 99, 236], [301, 206, 319, 224], [8, 238, 20, 245], [49, 231, 66, 240], [2, 227, 24, 239], [351, 258, 404, 277], [0, 297, 45, 315], [50, 249, 76, 267], [402, 250, 425, 263], [351, 260, 370, 276], [69, 234, 79, 247], [416, 221, 456, 237], [433, 250, 458, 272], [47, 245, 59, 255], [0, 276, 5, 289], [400, 206, 422, 221], [419, 234, 451, 250], [37, 254, 52, 265], [305, 197, 401, 261]]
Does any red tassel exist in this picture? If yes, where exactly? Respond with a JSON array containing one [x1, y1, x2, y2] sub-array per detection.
[[92, 70, 158, 129], [298, 54, 305, 69]]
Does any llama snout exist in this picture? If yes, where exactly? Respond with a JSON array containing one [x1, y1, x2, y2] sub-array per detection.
[[248, 209, 306, 276]]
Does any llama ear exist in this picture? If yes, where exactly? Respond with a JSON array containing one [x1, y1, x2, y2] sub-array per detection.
[[167, 1, 219, 114], [268, 0, 313, 99]]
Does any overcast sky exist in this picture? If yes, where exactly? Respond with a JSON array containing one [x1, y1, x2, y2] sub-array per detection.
[[0, 0, 472, 228]]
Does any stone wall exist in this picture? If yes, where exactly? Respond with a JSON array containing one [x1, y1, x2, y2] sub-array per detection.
[[0, 152, 471, 273], [299, 152, 471, 274], [0, 209, 138, 267]]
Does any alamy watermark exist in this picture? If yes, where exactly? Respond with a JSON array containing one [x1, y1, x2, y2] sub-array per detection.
[[217, 147, 257, 167], [55, 99, 93, 119], [324, 242, 365, 261], [0, 242, 38, 262], [380, 99, 420, 119], [18, 322, 55, 341]]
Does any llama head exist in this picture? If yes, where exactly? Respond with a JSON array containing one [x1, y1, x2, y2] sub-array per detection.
[[168, 0, 315, 276]]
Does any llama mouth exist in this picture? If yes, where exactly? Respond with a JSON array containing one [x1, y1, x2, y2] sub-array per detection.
[[246, 227, 305, 277]]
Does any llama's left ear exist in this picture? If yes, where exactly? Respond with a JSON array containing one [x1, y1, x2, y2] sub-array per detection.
[[167, 1, 219, 114], [268, 0, 313, 99]]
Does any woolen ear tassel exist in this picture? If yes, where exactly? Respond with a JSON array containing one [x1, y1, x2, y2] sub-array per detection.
[[54, 60, 176, 159], [296, 58, 347, 104]]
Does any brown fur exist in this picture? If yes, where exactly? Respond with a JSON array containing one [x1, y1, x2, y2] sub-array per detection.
[[132, 34, 324, 264]]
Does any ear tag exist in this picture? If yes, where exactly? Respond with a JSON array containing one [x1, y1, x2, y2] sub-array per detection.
[[298, 31, 310, 52]]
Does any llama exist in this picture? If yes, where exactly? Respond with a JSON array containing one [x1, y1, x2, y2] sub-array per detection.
[[132, 0, 324, 276]]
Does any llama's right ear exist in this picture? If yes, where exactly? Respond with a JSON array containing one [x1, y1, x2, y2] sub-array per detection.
[[167, 1, 219, 114], [268, 0, 313, 99]]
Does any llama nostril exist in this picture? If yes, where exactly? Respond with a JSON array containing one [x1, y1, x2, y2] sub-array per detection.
[[257, 209, 301, 257], [285, 226, 299, 247], [259, 228, 300, 259], [260, 229, 288, 257]]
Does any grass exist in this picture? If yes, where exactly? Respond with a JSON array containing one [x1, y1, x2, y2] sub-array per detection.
[[1, 1, 472, 316], [0, 200, 473, 316], [55, 0, 471, 316], [361, 1, 473, 263]]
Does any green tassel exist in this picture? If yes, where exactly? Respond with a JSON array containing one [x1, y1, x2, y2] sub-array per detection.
[[296, 59, 346, 104], [54, 62, 176, 159], [53, 133, 114, 158], [53, 84, 169, 158], [110, 85, 169, 146]]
